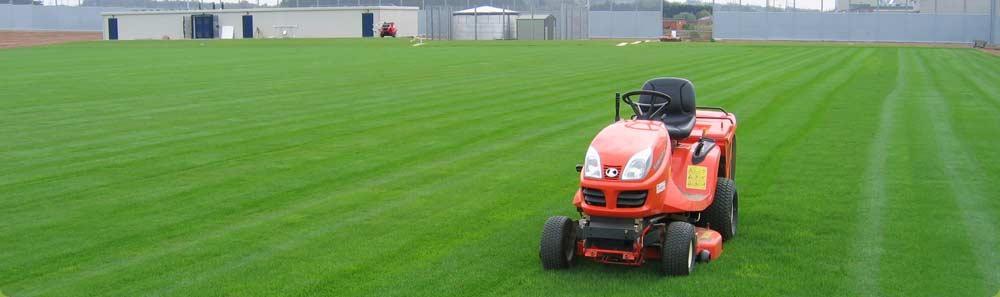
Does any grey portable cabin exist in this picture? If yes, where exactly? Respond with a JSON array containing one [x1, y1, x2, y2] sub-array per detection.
[[516, 14, 555, 40]]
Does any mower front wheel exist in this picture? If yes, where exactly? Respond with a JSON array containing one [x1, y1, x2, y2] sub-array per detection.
[[539, 216, 577, 270], [661, 221, 697, 276]]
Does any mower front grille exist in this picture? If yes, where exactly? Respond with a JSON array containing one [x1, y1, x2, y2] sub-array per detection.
[[582, 188, 605, 206], [616, 190, 648, 208]]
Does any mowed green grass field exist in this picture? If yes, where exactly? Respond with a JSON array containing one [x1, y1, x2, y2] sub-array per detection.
[[1, 39, 999, 296]]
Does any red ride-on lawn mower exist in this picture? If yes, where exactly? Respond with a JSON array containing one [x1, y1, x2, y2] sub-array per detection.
[[540, 78, 738, 276], [379, 22, 397, 38]]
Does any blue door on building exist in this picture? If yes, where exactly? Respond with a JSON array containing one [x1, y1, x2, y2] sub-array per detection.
[[193, 15, 214, 39], [242, 15, 253, 39], [361, 13, 374, 37], [107, 18, 118, 40]]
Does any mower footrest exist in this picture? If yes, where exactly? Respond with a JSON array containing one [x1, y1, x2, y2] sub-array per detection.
[[695, 227, 723, 261]]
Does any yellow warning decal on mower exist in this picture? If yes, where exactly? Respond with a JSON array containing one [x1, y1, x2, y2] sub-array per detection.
[[686, 165, 708, 190]]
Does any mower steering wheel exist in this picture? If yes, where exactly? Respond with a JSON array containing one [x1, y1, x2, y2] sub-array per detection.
[[621, 90, 673, 120]]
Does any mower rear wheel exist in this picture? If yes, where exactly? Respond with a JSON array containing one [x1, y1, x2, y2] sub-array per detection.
[[539, 216, 576, 270], [701, 178, 737, 241], [661, 221, 697, 276]]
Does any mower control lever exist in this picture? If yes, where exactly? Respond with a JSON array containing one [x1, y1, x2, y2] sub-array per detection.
[[692, 138, 716, 164], [620, 90, 673, 120]]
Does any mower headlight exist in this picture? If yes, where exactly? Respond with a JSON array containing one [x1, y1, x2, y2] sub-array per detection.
[[621, 147, 653, 181], [583, 146, 602, 179]]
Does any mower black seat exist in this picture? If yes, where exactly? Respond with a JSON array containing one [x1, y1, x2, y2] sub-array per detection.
[[638, 77, 696, 140]]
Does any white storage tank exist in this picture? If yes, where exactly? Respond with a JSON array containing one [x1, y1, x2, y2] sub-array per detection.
[[451, 6, 518, 40]]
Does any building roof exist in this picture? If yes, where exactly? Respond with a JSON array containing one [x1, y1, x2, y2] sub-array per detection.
[[517, 14, 553, 20], [452, 6, 519, 15]]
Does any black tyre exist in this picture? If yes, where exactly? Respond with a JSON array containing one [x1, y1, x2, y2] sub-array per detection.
[[661, 221, 697, 276], [539, 216, 576, 270], [701, 178, 737, 241]]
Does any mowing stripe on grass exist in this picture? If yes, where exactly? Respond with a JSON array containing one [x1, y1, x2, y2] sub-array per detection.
[[914, 50, 999, 291], [851, 48, 902, 297]]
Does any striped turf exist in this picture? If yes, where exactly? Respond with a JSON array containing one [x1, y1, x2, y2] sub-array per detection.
[[1, 39, 998, 297]]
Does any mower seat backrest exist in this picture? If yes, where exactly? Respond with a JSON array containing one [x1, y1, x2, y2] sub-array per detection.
[[638, 77, 697, 140]]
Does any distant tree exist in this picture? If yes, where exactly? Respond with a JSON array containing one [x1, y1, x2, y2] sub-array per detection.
[[673, 12, 696, 21], [663, 1, 712, 18], [696, 9, 711, 18]]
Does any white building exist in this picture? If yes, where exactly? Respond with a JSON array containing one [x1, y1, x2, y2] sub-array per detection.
[[101, 6, 418, 40]]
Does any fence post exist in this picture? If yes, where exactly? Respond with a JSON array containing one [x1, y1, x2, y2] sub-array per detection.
[[609, 0, 613, 37], [990, 0, 996, 44], [450, 3, 454, 40], [530, 0, 534, 37], [765, 0, 769, 39]]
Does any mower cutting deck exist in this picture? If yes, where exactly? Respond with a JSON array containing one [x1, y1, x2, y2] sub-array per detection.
[[540, 78, 738, 276]]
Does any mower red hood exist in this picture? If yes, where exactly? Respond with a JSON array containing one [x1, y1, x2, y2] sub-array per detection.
[[589, 120, 670, 166]]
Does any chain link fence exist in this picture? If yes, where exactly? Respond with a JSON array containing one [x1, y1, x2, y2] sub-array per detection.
[[3, 0, 667, 39], [589, 0, 662, 38], [712, 0, 999, 45]]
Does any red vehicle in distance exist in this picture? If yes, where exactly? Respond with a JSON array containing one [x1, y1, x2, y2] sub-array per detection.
[[379, 22, 397, 38]]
